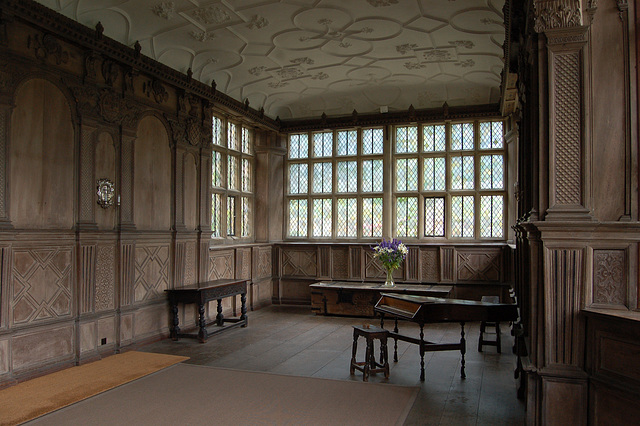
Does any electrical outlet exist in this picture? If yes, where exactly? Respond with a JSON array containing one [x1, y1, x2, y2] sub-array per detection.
[[101, 338, 107, 345]]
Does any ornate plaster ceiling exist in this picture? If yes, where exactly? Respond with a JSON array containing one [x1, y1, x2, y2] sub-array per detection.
[[36, 0, 506, 120]]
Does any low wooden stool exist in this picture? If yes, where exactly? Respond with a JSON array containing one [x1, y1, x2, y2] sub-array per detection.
[[478, 296, 502, 353], [350, 324, 390, 382]]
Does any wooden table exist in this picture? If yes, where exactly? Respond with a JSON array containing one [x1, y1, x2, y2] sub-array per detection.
[[310, 281, 453, 317], [165, 279, 248, 343]]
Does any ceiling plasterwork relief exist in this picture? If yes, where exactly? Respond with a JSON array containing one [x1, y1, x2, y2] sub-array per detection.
[[37, 0, 506, 119]]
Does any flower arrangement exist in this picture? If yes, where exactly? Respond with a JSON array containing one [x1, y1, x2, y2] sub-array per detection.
[[372, 238, 408, 286]]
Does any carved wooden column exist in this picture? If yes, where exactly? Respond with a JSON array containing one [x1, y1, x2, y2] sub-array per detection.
[[529, 1, 592, 424]]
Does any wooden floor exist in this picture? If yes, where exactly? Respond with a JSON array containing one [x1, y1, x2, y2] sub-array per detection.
[[141, 305, 525, 425]]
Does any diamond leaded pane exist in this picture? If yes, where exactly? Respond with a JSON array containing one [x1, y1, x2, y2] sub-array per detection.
[[289, 199, 308, 237], [227, 156, 238, 189], [362, 197, 383, 237], [480, 121, 504, 149], [228, 123, 239, 151], [227, 196, 236, 236], [337, 130, 357, 156], [396, 196, 418, 237], [212, 117, 223, 146], [289, 134, 309, 159], [423, 125, 446, 152], [451, 195, 474, 238], [423, 157, 446, 191], [396, 158, 418, 191], [451, 155, 474, 190], [212, 151, 222, 187], [313, 162, 332, 193], [211, 193, 221, 237], [363, 128, 384, 155], [313, 198, 332, 237], [289, 163, 308, 194], [481, 195, 503, 238], [241, 197, 250, 237], [241, 159, 251, 192], [313, 132, 333, 157], [336, 198, 357, 237], [362, 159, 383, 192], [337, 161, 357, 193], [396, 126, 418, 153], [451, 123, 474, 151], [480, 155, 504, 189], [424, 197, 445, 237], [241, 127, 251, 154]]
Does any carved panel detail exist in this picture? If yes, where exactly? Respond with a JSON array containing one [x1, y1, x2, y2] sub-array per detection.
[[593, 250, 626, 306], [553, 52, 582, 205], [281, 249, 317, 277], [534, 0, 582, 33], [134, 244, 169, 302], [121, 243, 134, 306], [79, 125, 96, 222], [209, 249, 234, 280], [184, 241, 196, 286], [421, 248, 439, 282], [236, 247, 251, 280], [457, 250, 501, 282], [255, 247, 272, 279], [440, 247, 455, 282], [80, 245, 95, 314], [332, 248, 349, 279], [11, 247, 73, 325], [95, 244, 115, 311]]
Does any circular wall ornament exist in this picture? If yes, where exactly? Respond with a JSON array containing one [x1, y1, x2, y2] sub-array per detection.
[[96, 178, 115, 209]]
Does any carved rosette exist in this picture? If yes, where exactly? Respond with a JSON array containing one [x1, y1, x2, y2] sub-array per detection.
[[534, 0, 582, 33]]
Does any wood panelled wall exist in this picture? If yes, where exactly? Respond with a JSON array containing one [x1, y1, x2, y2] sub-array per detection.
[[0, 2, 279, 386], [273, 243, 513, 305]]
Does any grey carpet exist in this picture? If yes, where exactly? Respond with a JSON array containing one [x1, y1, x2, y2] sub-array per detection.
[[27, 363, 419, 425]]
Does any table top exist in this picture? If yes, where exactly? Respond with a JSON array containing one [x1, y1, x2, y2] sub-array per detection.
[[166, 278, 249, 292], [310, 281, 453, 294]]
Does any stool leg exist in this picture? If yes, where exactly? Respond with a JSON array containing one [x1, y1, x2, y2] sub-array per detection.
[[496, 322, 501, 354], [350, 332, 358, 375], [478, 321, 485, 352], [363, 340, 371, 382], [381, 337, 389, 379]]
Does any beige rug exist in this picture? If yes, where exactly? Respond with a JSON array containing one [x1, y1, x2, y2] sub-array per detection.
[[0, 351, 189, 426], [27, 363, 419, 425]]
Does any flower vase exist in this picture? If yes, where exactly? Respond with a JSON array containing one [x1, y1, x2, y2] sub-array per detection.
[[383, 267, 395, 287]]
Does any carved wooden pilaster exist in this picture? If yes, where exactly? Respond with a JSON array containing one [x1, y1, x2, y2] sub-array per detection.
[[79, 244, 96, 314], [404, 246, 419, 282], [174, 149, 185, 230], [199, 150, 210, 231], [0, 103, 11, 228], [120, 241, 134, 307], [349, 246, 362, 280], [78, 122, 98, 229], [535, 1, 592, 220], [174, 241, 185, 288], [119, 130, 135, 230], [440, 246, 455, 282]]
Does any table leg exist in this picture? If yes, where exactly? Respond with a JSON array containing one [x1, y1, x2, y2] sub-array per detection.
[[240, 292, 247, 326], [393, 318, 399, 363], [216, 299, 224, 326], [460, 322, 466, 379], [169, 301, 180, 341], [419, 323, 425, 381], [197, 303, 207, 343]]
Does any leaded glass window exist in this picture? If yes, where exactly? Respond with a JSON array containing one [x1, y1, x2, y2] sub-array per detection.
[[480, 121, 503, 149], [396, 126, 418, 153], [480, 155, 504, 189], [337, 161, 357, 193], [313, 132, 333, 157], [289, 199, 308, 237], [480, 195, 503, 238], [337, 130, 357, 156], [313, 198, 332, 237], [289, 163, 308, 194], [423, 124, 446, 152], [290, 134, 309, 159], [451, 122, 474, 151], [211, 193, 221, 237], [241, 197, 250, 237], [212, 117, 223, 146], [425, 197, 445, 237], [451, 195, 474, 238], [212, 151, 222, 187], [362, 128, 383, 155], [396, 158, 418, 191], [336, 198, 357, 237], [241, 158, 251, 192], [312, 162, 332, 193], [228, 122, 239, 151], [396, 196, 418, 237], [362, 159, 383, 192], [362, 197, 383, 237], [241, 127, 251, 154], [227, 196, 236, 236], [451, 155, 474, 190], [423, 157, 446, 191], [228, 156, 238, 190]]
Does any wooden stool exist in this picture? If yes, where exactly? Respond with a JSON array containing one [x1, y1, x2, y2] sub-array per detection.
[[350, 325, 390, 382], [478, 296, 502, 353]]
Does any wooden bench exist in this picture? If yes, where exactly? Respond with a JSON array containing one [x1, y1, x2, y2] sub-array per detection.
[[165, 279, 248, 343]]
